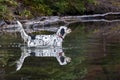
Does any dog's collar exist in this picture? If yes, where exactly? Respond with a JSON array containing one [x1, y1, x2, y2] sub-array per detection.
[[59, 52, 64, 56], [58, 35, 63, 39]]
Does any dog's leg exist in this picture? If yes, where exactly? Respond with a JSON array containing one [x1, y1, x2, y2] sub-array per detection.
[[17, 21, 30, 42]]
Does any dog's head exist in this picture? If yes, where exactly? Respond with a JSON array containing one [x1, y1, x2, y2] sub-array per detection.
[[57, 26, 71, 39], [59, 56, 71, 65]]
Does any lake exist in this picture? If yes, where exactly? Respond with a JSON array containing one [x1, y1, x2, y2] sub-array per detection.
[[0, 20, 120, 80]]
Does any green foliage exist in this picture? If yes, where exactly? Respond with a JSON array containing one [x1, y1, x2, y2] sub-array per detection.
[[32, 4, 53, 15], [21, 0, 96, 16], [5, 0, 18, 6], [53, 1, 69, 14], [23, 0, 53, 16], [0, 0, 96, 19], [0, 0, 18, 20], [0, 5, 7, 17], [20, 9, 32, 18]]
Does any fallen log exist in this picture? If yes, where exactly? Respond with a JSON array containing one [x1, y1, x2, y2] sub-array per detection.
[[0, 12, 120, 30]]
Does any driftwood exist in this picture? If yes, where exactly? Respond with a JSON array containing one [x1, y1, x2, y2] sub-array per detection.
[[0, 12, 120, 33], [20, 12, 120, 26]]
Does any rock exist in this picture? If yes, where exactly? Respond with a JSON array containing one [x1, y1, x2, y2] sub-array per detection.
[[85, 0, 120, 14], [0, 20, 6, 27]]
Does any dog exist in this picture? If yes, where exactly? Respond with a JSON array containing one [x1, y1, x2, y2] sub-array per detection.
[[17, 21, 71, 47], [16, 46, 71, 71]]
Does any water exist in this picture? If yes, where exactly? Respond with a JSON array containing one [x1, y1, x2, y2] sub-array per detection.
[[0, 19, 120, 80]]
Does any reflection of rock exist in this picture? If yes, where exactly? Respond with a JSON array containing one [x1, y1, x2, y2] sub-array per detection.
[[16, 46, 71, 71]]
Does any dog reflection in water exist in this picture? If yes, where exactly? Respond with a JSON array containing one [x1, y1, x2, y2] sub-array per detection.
[[16, 46, 71, 71], [17, 21, 71, 47]]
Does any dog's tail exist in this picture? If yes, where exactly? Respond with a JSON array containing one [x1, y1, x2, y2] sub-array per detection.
[[17, 21, 30, 42], [17, 21, 22, 27], [17, 21, 24, 30]]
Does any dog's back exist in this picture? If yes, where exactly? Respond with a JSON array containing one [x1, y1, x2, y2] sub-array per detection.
[[27, 34, 63, 47]]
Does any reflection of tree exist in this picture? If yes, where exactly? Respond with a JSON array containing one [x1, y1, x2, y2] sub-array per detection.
[[0, 48, 21, 71], [0, 53, 9, 66], [0, 49, 16, 66], [61, 24, 89, 79], [14, 54, 86, 80], [0, 33, 22, 47]]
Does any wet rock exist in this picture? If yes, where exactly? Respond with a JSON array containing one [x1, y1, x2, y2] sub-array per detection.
[[0, 21, 6, 27]]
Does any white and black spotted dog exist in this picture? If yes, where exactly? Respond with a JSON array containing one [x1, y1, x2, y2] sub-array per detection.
[[17, 21, 71, 47]]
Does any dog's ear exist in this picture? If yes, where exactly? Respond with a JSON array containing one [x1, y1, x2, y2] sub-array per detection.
[[60, 56, 65, 63], [60, 28, 65, 36]]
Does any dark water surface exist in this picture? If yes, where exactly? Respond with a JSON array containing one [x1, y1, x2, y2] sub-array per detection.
[[0, 21, 120, 80]]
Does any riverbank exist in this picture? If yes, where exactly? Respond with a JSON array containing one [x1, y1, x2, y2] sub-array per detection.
[[0, 0, 120, 20]]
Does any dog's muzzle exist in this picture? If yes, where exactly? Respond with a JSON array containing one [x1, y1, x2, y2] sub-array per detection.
[[67, 28, 72, 33]]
